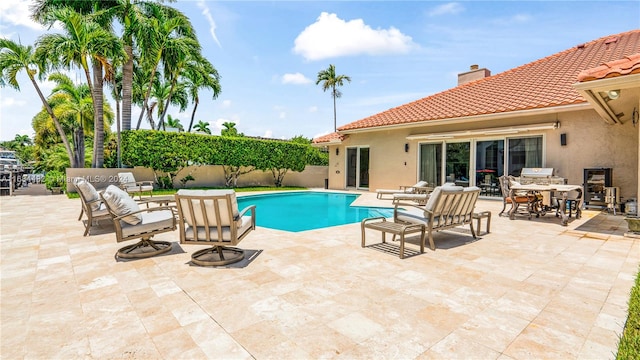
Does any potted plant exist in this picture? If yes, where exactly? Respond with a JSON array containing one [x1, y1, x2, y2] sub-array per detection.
[[44, 170, 65, 194]]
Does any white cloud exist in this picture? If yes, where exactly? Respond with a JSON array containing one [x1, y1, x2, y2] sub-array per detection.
[[272, 106, 286, 119], [428, 2, 465, 17], [491, 14, 532, 25], [221, 100, 232, 108], [215, 116, 241, 134], [215, 118, 228, 129], [293, 12, 416, 61], [0, 97, 27, 108], [282, 72, 311, 85], [0, 0, 46, 31], [308, 106, 318, 113], [263, 130, 273, 138], [196, 0, 221, 48]]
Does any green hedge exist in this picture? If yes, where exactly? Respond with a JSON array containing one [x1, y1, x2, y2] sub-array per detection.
[[109, 130, 327, 187]]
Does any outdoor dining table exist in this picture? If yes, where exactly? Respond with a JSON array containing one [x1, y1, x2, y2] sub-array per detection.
[[509, 183, 583, 226]]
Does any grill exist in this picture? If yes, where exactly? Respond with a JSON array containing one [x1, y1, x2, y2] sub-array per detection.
[[517, 168, 566, 185], [517, 168, 566, 207]]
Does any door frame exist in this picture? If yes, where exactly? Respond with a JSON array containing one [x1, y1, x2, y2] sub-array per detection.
[[345, 146, 370, 190]]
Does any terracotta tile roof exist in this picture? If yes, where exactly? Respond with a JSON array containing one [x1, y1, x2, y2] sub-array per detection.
[[577, 52, 640, 82], [338, 30, 640, 132], [312, 132, 346, 144]]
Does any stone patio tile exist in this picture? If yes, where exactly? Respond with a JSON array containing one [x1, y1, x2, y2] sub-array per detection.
[[1, 191, 638, 359]]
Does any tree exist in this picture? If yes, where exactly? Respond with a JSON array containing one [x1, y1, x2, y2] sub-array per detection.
[[30, 0, 176, 133], [316, 64, 351, 132], [0, 38, 79, 167], [104, 0, 173, 132], [153, 80, 188, 130], [13, 134, 33, 147], [31, 73, 114, 171], [184, 56, 221, 132], [290, 135, 311, 144], [35, 7, 123, 168], [47, 72, 93, 168], [134, 5, 198, 130], [192, 120, 211, 134], [164, 115, 183, 131], [220, 122, 240, 137]]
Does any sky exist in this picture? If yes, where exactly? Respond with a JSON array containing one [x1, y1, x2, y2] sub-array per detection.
[[1, 0, 639, 142]]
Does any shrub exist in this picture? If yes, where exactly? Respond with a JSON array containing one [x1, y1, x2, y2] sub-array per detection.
[[617, 267, 640, 359], [44, 170, 65, 190], [118, 130, 321, 187]]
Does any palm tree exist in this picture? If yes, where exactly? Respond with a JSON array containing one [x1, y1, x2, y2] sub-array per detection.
[[35, 7, 123, 168], [157, 49, 197, 127], [13, 134, 33, 147], [164, 115, 183, 131], [48, 72, 93, 168], [316, 64, 351, 132], [30, 0, 170, 132], [107, 68, 123, 167], [220, 122, 239, 137], [192, 120, 211, 134], [184, 56, 221, 132], [134, 5, 198, 130], [0, 38, 78, 167], [154, 79, 188, 130]]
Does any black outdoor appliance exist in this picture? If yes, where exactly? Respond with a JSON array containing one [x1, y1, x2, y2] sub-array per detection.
[[583, 168, 612, 208]]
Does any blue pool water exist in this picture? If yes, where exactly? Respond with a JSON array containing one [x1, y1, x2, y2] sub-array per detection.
[[236, 191, 393, 232]]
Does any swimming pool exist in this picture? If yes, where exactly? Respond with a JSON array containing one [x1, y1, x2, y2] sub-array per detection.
[[236, 191, 393, 232]]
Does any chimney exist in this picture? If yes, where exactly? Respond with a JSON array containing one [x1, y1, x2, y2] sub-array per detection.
[[458, 64, 491, 86]]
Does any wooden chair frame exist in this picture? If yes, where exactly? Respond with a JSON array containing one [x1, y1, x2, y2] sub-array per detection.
[[175, 190, 256, 266]]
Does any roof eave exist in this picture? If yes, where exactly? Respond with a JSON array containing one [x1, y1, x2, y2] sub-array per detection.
[[337, 103, 592, 134], [311, 139, 343, 147], [573, 73, 640, 125]]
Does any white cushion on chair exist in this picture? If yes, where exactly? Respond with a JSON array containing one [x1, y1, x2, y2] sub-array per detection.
[[424, 183, 464, 211], [102, 185, 142, 225], [120, 210, 175, 238], [424, 186, 442, 212], [74, 178, 101, 211]]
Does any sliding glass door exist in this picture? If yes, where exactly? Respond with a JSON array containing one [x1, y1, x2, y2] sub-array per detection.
[[418, 135, 542, 193], [445, 142, 470, 186], [346, 147, 369, 189], [419, 143, 442, 186], [475, 140, 504, 197]]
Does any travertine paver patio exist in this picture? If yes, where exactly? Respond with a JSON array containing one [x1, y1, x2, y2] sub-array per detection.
[[1, 189, 638, 359]]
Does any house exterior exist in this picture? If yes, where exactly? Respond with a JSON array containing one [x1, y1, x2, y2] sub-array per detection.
[[313, 29, 640, 211]]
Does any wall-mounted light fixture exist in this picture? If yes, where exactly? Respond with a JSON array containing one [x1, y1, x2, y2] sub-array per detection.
[[404, 143, 409, 152], [607, 89, 620, 100], [335, 148, 339, 156]]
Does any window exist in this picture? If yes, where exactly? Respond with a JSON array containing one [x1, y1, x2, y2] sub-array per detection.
[[507, 136, 542, 176], [419, 143, 442, 186]]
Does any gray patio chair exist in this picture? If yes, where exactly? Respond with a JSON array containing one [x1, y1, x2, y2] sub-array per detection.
[[376, 180, 432, 200], [72, 177, 112, 236], [117, 172, 153, 199], [101, 185, 176, 259], [174, 189, 256, 266], [393, 185, 481, 250]]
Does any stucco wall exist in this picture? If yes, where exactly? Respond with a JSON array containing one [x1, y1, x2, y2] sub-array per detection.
[[327, 108, 638, 200], [66, 165, 328, 192]]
